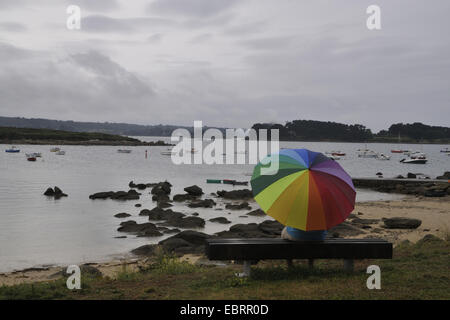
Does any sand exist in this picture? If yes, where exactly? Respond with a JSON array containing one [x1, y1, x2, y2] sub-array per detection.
[[1, 196, 448, 287]]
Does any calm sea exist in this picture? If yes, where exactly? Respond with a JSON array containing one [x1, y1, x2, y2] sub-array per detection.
[[0, 138, 448, 272]]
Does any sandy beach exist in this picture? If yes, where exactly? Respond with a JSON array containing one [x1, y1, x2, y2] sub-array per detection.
[[1, 195, 448, 287]]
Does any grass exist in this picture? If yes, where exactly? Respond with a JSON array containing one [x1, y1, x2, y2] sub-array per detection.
[[1, 237, 449, 300]]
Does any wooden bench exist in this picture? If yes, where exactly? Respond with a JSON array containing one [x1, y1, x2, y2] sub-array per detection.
[[205, 238, 393, 277]]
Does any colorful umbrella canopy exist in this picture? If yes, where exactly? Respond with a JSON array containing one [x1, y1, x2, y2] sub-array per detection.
[[251, 149, 356, 231]]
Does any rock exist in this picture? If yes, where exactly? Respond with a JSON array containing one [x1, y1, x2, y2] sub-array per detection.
[[114, 212, 131, 218], [188, 199, 216, 208], [416, 234, 443, 244], [89, 191, 114, 199], [395, 175, 405, 179], [247, 209, 266, 216], [217, 189, 253, 200], [328, 222, 364, 237], [54, 186, 64, 195], [216, 221, 282, 238], [89, 190, 140, 201], [350, 217, 380, 225], [225, 202, 251, 210], [436, 171, 450, 180], [160, 238, 192, 252], [44, 186, 67, 199], [161, 216, 205, 229], [131, 244, 157, 256], [158, 230, 211, 254], [80, 265, 102, 278], [44, 187, 55, 196], [135, 204, 142, 208], [407, 173, 417, 179], [258, 220, 283, 235], [383, 217, 422, 229], [184, 185, 203, 196], [151, 181, 172, 196], [376, 172, 383, 176], [209, 217, 231, 224], [163, 230, 211, 246], [140, 207, 185, 221], [117, 220, 163, 237], [173, 194, 199, 202], [191, 213, 199, 216]]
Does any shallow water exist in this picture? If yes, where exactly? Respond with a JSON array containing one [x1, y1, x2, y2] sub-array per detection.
[[0, 139, 448, 272]]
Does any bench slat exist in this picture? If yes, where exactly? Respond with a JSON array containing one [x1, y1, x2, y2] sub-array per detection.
[[206, 238, 392, 260]]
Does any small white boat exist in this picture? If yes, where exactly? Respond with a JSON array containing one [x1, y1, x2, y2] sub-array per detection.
[[161, 151, 176, 156], [117, 149, 132, 154], [376, 153, 391, 160], [26, 153, 42, 158], [357, 149, 378, 158], [400, 157, 427, 164], [56, 150, 66, 155], [5, 146, 20, 153], [328, 155, 341, 160], [27, 152, 42, 158], [440, 148, 450, 153]]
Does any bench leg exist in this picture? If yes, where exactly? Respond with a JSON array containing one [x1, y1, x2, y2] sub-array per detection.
[[236, 261, 251, 278], [308, 259, 314, 270], [343, 259, 354, 272]]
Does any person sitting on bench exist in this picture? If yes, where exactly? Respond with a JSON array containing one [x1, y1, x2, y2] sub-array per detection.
[[281, 226, 327, 241]]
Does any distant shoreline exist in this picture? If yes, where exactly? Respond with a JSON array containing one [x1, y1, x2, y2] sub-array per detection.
[[0, 139, 173, 146]]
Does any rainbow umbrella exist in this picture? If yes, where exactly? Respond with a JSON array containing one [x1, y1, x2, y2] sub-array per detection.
[[251, 149, 356, 231]]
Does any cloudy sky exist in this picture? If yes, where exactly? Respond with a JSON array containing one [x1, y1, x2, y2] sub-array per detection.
[[0, 0, 449, 132]]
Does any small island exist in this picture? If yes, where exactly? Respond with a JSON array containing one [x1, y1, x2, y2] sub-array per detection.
[[0, 127, 172, 146]]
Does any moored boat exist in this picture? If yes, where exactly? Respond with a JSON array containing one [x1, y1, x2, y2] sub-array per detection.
[[5, 146, 20, 153], [117, 149, 132, 154], [27, 156, 37, 162], [50, 147, 60, 152], [440, 148, 449, 153], [376, 153, 391, 160], [400, 158, 428, 164], [206, 179, 222, 184], [56, 150, 66, 155], [357, 149, 377, 158]]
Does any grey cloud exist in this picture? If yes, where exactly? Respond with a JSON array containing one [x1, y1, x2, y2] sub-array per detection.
[[0, 22, 28, 32], [147, 33, 163, 43], [0, 45, 156, 123], [0, 0, 25, 8], [188, 33, 213, 44], [148, 0, 240, 17], [239, 36, 294, 50], [0, 42, 35, 61], [70, 51, 154, 97], [66, 0, 119, 12], [82, 15, 174, 33], [224, 21, 266, 36]]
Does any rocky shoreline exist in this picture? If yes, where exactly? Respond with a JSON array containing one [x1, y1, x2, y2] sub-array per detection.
[[85, 173, 449, 260], [353, 172, 450, 197]]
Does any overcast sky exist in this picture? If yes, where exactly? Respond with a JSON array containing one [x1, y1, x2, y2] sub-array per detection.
[[0, 0, 449, 132]]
